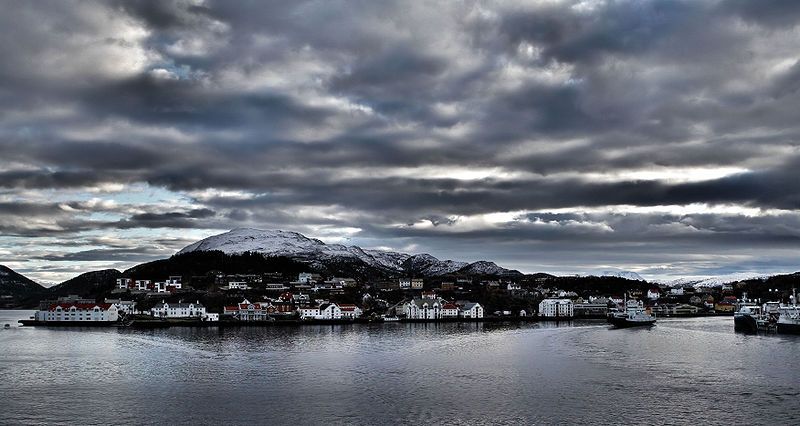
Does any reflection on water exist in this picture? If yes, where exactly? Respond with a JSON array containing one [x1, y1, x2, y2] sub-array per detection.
[[1, 311, 799, 425]]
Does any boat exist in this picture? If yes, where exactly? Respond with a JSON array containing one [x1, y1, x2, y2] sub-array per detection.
[[609, 300, 656, 328], [3, 324, 10, 329], [776, 289, 800, 335], [733, 304, 762, 333]]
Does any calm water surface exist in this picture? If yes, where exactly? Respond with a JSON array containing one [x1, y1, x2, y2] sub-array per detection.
[[1, 310, 798, 425]]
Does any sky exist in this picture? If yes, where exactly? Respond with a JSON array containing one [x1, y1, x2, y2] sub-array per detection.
[[2, 0, 800, 284]]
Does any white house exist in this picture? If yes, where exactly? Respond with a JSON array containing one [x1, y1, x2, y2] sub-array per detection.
[[405, 298, 442, 320], [399, 278, 412, 289], [299, 303, 343, 320], [116, 278, 133, 289], [105, 299, 136, 314], [151, 300, 207, 319], [647, 288, 662, 300], [135, 280, 151, 291], [338, 304, 363, 319], [670, 288, 684, 296], [227, 281, 250, 290], [298, 273, 321, 284], [460, 302, 484, 319], [507, 283, 522, 291], [318, 303, 342, 320], [224, 299, 272, 321], [538, 299, 574, 318], [36, 303, 119, 322], [441, 302, 459, 318]]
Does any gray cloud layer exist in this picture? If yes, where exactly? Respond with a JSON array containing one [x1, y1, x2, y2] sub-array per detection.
[[2, 0, 800, 281]]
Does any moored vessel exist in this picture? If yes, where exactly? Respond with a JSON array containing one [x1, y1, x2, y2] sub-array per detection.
[[609, 300, 656, 328]]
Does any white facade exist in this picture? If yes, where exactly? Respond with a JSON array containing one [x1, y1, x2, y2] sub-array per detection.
[[670, 288, 684, 296], [37, 303, 119, 322], [538, 299, 574, 318], [106, 299, 136, 314], [227, 281, 250, 290], [399, 279, 412, 289], [151, 301, 207, 318], [299, 303, 343, 320], [339, 304, 363, 319], [441, 303, 459, 318], [117, 278, 132, 289], [647, 289, 661, 300], [405, 299, 442, 319], [461, 302, 484, 318], [135, 280, 151, 291]]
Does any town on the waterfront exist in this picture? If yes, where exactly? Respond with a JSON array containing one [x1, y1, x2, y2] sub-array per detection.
[[15, 268, 800, 336]]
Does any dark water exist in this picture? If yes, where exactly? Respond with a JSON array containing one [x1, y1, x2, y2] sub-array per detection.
[[1, 310, 798, 425]]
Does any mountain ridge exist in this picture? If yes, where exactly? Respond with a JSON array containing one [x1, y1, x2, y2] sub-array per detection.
[[178, 228, 522, 277]]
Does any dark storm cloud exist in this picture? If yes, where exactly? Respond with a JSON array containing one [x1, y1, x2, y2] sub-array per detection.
[[3, 0, 800, 280]]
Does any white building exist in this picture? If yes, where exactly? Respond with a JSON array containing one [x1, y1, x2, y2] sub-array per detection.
[[538, 299, 574, 318], [338, 304, 363, 319], [399, 278, 412, 289], [227, 281, 250, 290], [116, 278, 133, 289], [405, 298, 442, 319], [105, 299, 136, 314], [135, 280, 151, 291], [507, 283, 522, 291], [441, 302, 459, 318], [298, 273, 321, 284], [647, 288, 662, 300], [151, 301, 207, 319], [460, 302, 484, 318], [299, 303, 343, 320], [224, 299, 272, 321], [36, 303, 119, 322], [670, 288, 684, 296]]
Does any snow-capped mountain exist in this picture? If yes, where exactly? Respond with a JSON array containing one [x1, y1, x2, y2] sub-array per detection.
[[178, 228, 521, 277], [599, 270, 645, 281], [661, 272, 771, 288]]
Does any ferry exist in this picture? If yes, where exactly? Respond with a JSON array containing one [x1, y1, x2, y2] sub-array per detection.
[[608, 300, 656, 328]]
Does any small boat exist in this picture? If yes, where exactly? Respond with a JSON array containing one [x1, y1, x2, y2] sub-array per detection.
[[609, 300, 656, 328], [3, 324, 10, 329]]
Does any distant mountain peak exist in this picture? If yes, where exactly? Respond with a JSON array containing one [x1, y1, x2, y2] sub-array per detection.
[[178, 228, 520, 277]]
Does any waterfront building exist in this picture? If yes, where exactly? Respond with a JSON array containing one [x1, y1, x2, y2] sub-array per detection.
[[224, 299, 272, 321], [117, 278, 133, 289], [573, 303, 608, 318], [36, 303, 119, 322], [441, 303, 459, 318], [299, 303, 343, 320], [104, 298, 137, 314], [647, 288, 662, 300], [538, 299, 574, 318], [338, 304, 363, 319], [151, 300, 207, 319], [460, 302, 484, 318], [405, 298, 442, 319]]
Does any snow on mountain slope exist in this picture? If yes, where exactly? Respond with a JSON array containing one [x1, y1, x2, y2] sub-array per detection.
[[402, 254, 468, 276], [178, 228, 518, 276], [458, 261, 522, 276], [599, 270, 645, 281], [660, 272, 771, 288]]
